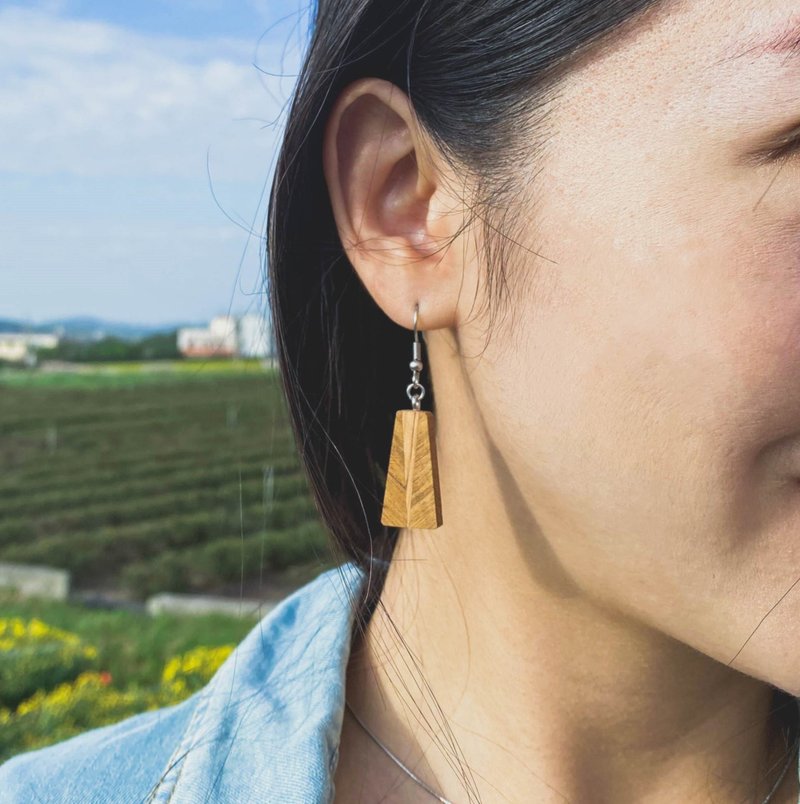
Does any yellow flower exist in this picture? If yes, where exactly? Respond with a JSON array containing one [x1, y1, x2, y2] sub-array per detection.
[[161, 656, 181, 683], [160, 645, 234, 699], [0, 617, 85, 649]]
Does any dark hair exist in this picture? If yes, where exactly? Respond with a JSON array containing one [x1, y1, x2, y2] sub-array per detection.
[[266, 0, 799, 794]]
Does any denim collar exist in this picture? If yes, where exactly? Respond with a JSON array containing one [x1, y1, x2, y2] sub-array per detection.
[[145, 560, 368, 804]]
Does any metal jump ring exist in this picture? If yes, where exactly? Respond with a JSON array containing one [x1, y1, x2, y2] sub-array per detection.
[[407, 382, 425, 401]]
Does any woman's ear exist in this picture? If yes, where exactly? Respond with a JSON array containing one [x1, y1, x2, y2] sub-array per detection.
[[322, 77, 466, 331]]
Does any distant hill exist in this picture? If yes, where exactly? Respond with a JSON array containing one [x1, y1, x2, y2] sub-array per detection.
[[0, 317, 46, 334], [0, 316, 205, 341]]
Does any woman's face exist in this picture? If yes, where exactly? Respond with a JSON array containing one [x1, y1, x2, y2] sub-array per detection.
[[459, 0, 800, 692]]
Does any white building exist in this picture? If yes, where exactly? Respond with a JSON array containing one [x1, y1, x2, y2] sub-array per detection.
[[0, 332, 59, 364], [177, 314, 273, 359], [236, 312, 273, 358], [177, 315, 238, 358]]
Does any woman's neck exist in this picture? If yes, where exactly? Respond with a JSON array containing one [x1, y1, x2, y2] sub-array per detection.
[[341, 535, 796, 802]]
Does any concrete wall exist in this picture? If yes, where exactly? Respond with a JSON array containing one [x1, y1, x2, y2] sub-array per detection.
[[0, 562, 70, 600]]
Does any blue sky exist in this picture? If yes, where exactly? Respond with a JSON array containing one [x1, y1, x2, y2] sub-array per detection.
[[0, 0, 311, 325]]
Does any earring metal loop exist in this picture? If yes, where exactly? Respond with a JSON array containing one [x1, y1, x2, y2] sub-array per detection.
[[407, 302, 424, 411]]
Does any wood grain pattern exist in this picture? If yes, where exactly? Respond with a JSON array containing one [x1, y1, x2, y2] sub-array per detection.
[[380, 409, 443, 529]]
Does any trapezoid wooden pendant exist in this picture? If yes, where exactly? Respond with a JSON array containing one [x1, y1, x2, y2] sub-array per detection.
[[380, 409, 443, 529]]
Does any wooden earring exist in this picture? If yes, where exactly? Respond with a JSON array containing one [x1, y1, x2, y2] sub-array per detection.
[[380, 303, 443, 529]]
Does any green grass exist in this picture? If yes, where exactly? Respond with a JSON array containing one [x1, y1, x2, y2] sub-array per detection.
[[0, 590, 258, 689], [0, 358, 272, 389]]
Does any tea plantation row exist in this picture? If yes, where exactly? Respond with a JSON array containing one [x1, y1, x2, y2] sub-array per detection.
[[0, 363, 334, 599]]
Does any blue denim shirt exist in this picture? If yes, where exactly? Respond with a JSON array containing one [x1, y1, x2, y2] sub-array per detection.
[[0, 560, 368, 804]]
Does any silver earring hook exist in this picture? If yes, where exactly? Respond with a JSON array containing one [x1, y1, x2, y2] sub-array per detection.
[[407, 302, 425, 411]]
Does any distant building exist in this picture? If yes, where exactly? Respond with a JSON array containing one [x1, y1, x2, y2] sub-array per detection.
[[177, 315, 237, 358], [236, 312, 273, 358], [0, 332, 59, 364], [177, 314, 273, 359]]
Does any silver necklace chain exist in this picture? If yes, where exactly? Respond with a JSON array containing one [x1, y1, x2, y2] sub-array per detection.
[[344, 700, 799, 804], [345, 700, 454, 803]]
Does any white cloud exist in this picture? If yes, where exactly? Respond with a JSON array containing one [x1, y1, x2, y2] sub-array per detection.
[[0, 5, 306, 180]]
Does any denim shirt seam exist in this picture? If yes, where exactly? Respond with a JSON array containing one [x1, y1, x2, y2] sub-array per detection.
[[143, 686, 215, 803]]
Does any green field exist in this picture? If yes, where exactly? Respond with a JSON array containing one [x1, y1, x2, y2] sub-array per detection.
[[0, 588, 257, 692], [0, 360, 334, 599]]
